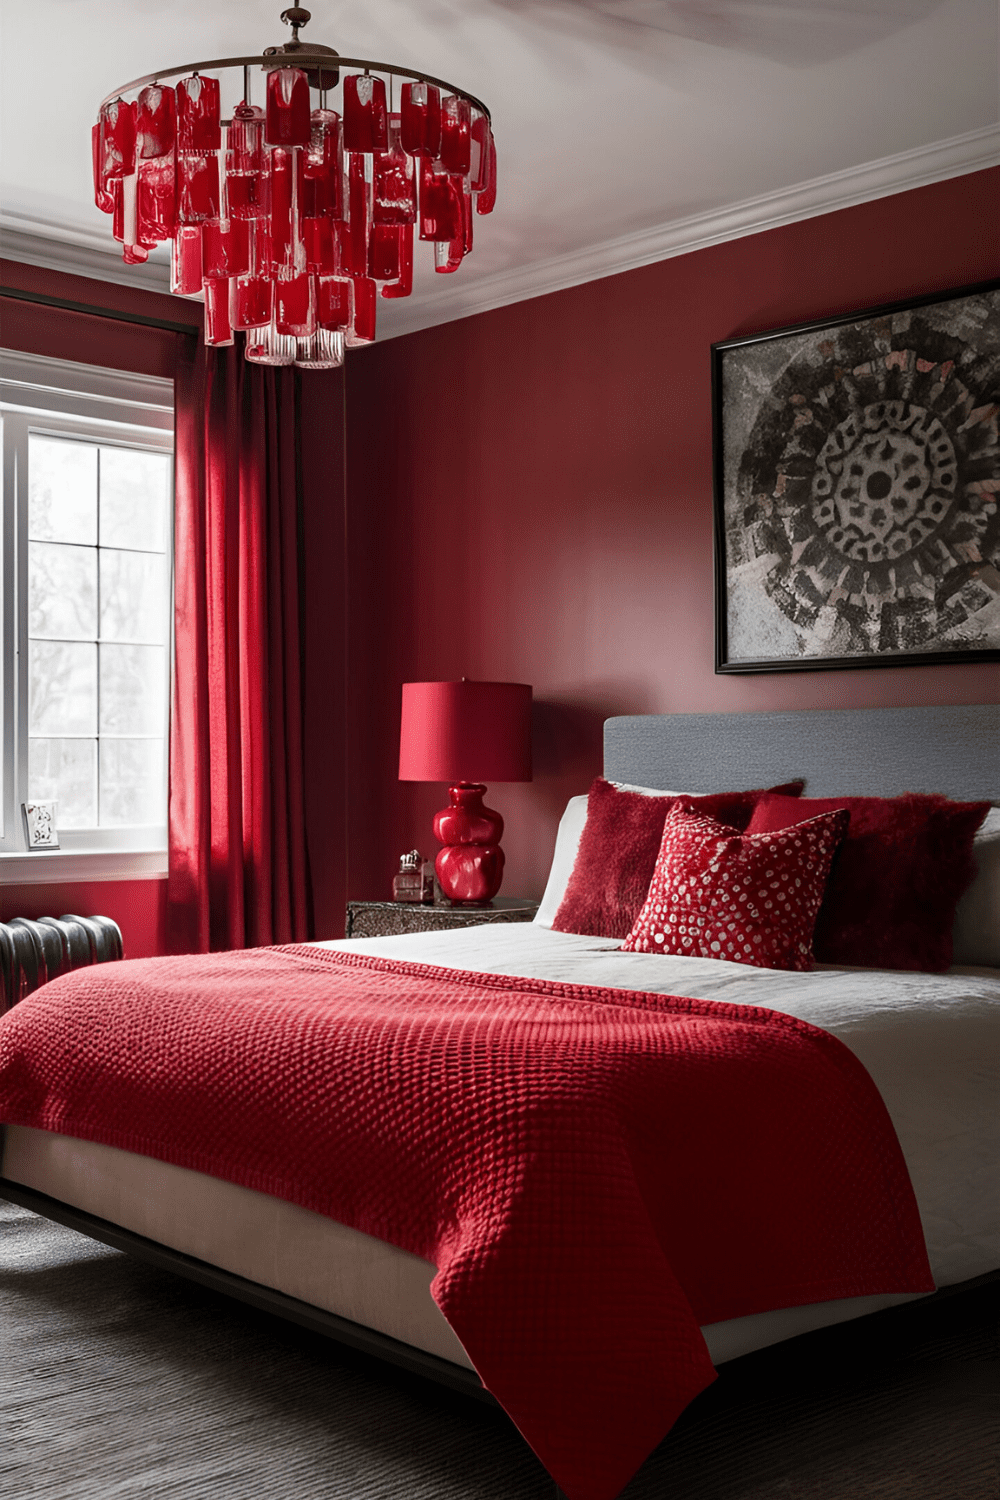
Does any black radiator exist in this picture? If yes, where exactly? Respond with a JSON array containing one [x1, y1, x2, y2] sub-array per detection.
[[0, 915, 124, 1013]]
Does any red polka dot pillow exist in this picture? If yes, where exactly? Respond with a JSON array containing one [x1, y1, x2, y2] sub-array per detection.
[[621, 803, 850, 971]]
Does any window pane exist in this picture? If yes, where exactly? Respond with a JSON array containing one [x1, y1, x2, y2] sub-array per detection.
[[28, 436, 98, 544], [29, 738, 97, 828], [29, 542, 98, 640], [99, 550, 168, 644], [22, 413, 173, 838], [100, 739, 165, 826], [99, 644, 166, 734], [30, 640, 98, 735], [100, 447, 171, 552]]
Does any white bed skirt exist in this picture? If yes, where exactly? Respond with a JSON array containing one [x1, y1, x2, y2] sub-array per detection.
[[2, 1123, 927, 1370]]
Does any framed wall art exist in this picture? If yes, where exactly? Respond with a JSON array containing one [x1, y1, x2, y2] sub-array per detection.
[[712, 280, 1000, 673]]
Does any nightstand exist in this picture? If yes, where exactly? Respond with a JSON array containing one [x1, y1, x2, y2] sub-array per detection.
[[345, 897, 539, 939]]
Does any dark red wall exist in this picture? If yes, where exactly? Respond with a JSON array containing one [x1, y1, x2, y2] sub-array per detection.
[[299, 370, 349, 939], [5, 171, 998, 933], [345, 168, 1000, 904], [1, 258, 200, 376], [0, 879, 166, 959]]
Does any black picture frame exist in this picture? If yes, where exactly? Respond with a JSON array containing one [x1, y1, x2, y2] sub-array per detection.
[[712, 279, 1000, 674]]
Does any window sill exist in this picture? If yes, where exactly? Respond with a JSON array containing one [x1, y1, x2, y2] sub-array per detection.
[[0, 849, 168, 885]]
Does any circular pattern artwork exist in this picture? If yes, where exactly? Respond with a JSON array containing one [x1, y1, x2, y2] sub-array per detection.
[[719, 289, 1000, 665], [810, 400, 957, 566]]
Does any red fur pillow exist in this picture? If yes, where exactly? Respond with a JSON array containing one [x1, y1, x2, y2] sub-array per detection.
[[622, 803, 850, 971], [552, 777, 804, 940], [747, 792, 991, 973]]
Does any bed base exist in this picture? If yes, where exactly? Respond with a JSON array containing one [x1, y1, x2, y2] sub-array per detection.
[[6, 1169, 997, 1353], [4, 1171, 997, 1500], [0, 1175, 497, 1406]]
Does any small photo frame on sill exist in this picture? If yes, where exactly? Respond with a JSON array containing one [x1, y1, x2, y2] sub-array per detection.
[[23, 800, 59, 849], [712, 279, 1000, 674]]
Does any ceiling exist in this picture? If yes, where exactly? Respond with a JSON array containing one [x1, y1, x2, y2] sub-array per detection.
[[1, 0, 997, 338]]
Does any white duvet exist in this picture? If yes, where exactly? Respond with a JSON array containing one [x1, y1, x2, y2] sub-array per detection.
[[320, 923, 1000, 1292]]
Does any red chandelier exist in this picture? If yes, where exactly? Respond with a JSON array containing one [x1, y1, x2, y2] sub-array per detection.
[[92, 6, 496, 368]]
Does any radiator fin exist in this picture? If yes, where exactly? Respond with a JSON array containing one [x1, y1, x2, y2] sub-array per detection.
[[0, 915, 124, 1011]]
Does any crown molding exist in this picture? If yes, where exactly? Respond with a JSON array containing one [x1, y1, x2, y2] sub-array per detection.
[[0, 216, 172, 294], [3, 123, 997, 337], [379, 122, 1000, 339]]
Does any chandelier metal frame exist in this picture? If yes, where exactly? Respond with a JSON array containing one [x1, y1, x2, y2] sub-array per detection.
[[99, 58, 490, 125]]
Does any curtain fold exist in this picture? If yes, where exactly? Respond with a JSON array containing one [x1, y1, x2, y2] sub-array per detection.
[[167, 343, 315, 953]]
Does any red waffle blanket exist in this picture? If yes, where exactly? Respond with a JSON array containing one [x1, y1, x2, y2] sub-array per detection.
[[0, 946, 933, 1500]]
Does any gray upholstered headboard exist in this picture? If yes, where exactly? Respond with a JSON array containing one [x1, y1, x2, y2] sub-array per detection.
[[603, 705, 998, 803]]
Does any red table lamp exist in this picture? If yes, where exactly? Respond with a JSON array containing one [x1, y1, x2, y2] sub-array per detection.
[[399, 680, 533, 904]]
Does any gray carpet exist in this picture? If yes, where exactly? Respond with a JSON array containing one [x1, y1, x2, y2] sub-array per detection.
[[2, 1198, 996, 1499]]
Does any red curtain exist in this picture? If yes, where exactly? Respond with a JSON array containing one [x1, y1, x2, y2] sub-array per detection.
[[168, 342, 339, 953]]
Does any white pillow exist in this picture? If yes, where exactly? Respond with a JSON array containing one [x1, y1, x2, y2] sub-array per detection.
[[952, 806, 1000, 968], [610, 781, 701, 797], [532, 783, 706, 928], [534, 796, 589, 927]]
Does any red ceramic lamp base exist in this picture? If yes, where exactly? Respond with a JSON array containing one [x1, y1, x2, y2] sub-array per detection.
[[433, 783, 506, 905]]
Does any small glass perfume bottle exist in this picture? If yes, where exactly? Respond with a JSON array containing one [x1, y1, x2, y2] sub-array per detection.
[[393, 850, 433, 903]]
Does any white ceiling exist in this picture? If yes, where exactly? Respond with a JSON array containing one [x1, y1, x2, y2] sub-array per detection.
[[1, 0, 998, 338]]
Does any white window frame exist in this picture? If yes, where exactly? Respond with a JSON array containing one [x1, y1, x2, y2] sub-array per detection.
[[0, 349, 174, 884]]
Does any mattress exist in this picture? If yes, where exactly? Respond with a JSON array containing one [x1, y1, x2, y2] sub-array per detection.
[[4, 924, 997, 1370]]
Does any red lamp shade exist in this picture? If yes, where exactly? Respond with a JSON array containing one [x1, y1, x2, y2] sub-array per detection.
[[399, 680, 532, 905], [398, 680, 532, 784]]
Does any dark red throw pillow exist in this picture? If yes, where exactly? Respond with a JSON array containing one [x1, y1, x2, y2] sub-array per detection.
[[552, 777, 805, 939], [747, 792, 991, 973]]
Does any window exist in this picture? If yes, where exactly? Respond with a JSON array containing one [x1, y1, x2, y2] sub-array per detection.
[[1, 350, 173, 876]]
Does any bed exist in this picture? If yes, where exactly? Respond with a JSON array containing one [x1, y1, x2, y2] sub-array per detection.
[[1, 704, 998, 1500]]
